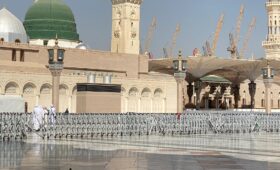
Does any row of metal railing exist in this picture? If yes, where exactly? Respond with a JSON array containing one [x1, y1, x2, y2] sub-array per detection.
[[1, 111, 280, 140]]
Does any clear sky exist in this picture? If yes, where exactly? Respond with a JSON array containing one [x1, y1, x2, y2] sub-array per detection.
[[0, 0, 267, 58]]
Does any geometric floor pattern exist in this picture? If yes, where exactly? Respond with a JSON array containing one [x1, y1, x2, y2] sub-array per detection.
[[1, 133, 280, 170]]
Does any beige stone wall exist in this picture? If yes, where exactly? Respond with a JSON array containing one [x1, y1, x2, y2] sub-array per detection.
[[6, 42, 280, 113], [240, 78, 280, 109], [0, 55, 176, 113], [0, 42, 147, 78]]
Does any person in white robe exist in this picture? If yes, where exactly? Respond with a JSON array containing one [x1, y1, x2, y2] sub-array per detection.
[[32, 106, 44, 131], [32, 106, 39, 130], [49, 104, 56, 126]]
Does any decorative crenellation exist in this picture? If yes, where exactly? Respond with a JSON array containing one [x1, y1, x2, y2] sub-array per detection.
[[111, 0, 142, 5]]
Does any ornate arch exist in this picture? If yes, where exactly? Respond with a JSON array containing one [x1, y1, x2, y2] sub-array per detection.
[[153, 88, 164, 113], [23, 82, 36, 95], [40, 83, 52, 94], [15, 39, 21, 43], [154, 88, 163, 98], [141, 88, 151, 98], [5, 81, 20, 95], [59, 84, 69, 95], [129, 87, 139, 97], [128, 87, 139, 112]]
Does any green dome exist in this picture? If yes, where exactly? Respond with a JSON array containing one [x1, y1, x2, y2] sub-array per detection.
[[23, 0, 79, 41]]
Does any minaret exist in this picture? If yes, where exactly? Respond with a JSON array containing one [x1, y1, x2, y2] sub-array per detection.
[[111, 0, 142, 55], [263, 0, 280, 59]]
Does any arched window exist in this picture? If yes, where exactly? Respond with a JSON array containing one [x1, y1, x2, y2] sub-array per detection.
[[15, 39, 20, 43], [40, 84, 51, 94], [141, 88, 151, 98], [141, 88, 151, 112], [242, 98, 246, 106], [59, 85, 68, 95], [12, 49, 16, 61], [20, 50, 24, 62], [128, 87, 139, 112], [153, 88, 164, 113], [129, 87, 138, 97], [23, 83, 35, 95], [261, 99, 265, 107], [5, 82, 19, 95]]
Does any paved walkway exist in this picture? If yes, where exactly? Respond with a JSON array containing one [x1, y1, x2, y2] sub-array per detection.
[[1, 133, 280, 170]]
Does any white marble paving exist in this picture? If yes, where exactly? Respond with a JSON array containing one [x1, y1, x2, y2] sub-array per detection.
[[1, 133, 280, 169]]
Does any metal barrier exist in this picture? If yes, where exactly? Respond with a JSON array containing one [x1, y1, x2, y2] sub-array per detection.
[[0, 113, 31, 141], [2, 111, 280, 140]]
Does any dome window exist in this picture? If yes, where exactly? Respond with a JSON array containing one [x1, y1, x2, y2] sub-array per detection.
[[15, 39, 20, 43], [43, 40, 48, 46], [12, 49, 16, 61]]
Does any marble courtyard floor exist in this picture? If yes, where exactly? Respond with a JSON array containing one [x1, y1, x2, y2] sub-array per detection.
[[1, 133, 280, 170]]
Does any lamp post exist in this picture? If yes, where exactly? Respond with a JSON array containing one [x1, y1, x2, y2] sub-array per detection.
[[173, 51, 187, 113], [48, 38, 65, 112], [262, 61, 274, 114]]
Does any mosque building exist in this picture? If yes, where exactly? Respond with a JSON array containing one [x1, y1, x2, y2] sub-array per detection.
[[0, 0, 279, 113], [0, 0, 176, 113]]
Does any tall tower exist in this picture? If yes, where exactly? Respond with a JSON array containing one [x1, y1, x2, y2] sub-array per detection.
[[111, 0, 142, 55], [263, 0, 280, 59]]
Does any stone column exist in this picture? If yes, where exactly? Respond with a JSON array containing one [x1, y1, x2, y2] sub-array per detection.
[[248, 81, 256, 109], [187, 83, 194, 104], [232, 84, 240, 109], [68, 95, 72, 112], [150, 98, 153, 113], [49, 67, 62, 112], [138, 98, 141, 113], [35, 94, 39, 106], [176, 79, 184, 113], [194, 80, 203, 110], [264, 79, 272, 114]]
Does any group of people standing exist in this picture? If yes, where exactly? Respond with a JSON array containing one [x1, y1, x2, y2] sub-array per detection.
[[32, 105, 56, 131]]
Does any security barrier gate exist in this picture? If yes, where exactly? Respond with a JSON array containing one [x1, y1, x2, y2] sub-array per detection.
[[1, 111, 280, 140]]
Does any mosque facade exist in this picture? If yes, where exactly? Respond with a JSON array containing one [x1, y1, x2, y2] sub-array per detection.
[[0, 0, 279, 113]]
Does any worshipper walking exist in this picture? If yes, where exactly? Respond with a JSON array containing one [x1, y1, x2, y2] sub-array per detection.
[[49, 105, 56, 126], [32, 105, 44, 131]]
